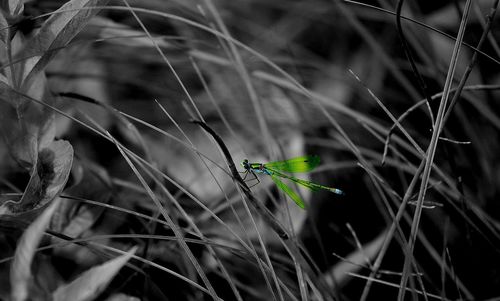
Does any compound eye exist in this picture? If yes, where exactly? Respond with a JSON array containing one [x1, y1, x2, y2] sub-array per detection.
[[241, 159, 249, 168]]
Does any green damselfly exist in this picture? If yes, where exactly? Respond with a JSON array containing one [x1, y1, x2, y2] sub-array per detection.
[[241, 155, 344, 209]]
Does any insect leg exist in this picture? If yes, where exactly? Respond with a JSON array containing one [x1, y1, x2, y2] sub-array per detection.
[[247, 171, 260, 188]]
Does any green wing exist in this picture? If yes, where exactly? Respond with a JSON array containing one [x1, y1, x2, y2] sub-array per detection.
[[264, 155, 321, 173], [270, 175, 305, 209]]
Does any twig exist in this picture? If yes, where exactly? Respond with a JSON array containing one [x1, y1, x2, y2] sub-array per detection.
[[191, 120, 289, 240]]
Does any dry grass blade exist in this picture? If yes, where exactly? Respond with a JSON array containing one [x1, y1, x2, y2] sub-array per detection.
[[398, 1, 472, 299], [10, 198, 61, 301]]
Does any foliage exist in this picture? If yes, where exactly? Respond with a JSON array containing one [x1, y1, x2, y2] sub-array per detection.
[[1, 0, 500, 300]]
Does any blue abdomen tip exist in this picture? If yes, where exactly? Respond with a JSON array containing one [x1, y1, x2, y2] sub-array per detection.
[[335, 189, 345, 195]]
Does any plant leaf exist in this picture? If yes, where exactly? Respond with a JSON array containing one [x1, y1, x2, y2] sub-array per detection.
[[0, 140, 73, 215], [16, 0, 110, 91], [52, 247, 138, 301], [0, 81, 55, 168], [10, 197, 61, 301]]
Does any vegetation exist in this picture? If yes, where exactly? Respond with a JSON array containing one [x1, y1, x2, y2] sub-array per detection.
[[1, 0, 500, 300]]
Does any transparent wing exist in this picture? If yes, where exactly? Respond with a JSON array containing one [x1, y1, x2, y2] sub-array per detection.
[[264, 155, 321, 173], [270, 175, 306, 209]]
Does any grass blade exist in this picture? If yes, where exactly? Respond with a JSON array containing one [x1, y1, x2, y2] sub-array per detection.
[[397, 1, 472, 299]]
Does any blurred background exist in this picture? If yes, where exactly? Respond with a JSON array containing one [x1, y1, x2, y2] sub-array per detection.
[[2, 0, 500, 300]]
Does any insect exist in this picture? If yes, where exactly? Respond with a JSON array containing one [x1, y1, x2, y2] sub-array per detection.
[[240, 155, 344, 209]]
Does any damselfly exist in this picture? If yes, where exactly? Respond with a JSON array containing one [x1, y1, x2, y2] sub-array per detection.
[[240, 155, 344, 209]]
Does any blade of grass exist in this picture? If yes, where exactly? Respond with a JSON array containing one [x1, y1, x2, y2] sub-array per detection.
[[397, 1, 472, 299]]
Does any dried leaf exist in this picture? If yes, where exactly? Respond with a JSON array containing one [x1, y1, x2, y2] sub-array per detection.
[[10, 198, 61, 301], [0, 140, 73, 215], [0, 81, 55, 168], [16, 0, 110, 91], [52, 247, 137, 301]]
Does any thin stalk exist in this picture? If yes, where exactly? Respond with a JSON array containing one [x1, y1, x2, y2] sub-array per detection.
[[397, 1, 472, 299]]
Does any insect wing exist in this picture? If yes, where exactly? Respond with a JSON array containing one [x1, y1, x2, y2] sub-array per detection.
[[270, 175, 305, 209], [264, 155, 320, 173]]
